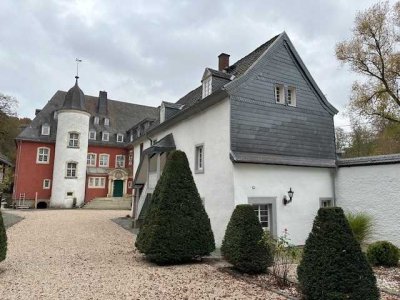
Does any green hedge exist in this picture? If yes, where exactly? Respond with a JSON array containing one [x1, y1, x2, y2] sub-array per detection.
[[221, 204, 272, 274], [0, 210, 7, 262], [135, 150, 215, 264], [298, 207, 379, 300], [367, 241, 399, 267]]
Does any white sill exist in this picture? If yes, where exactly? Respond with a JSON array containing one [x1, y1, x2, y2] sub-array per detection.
[[67, 146, 80, 149], [275, 101, 285, 105], [36, 161, 50, 164], [195, 169, 204, 174], [65, 176, 77, 179]]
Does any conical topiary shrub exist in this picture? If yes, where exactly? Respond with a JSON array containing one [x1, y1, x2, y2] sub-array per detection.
[[135, 150, 215, 264], [0, 210, 7, 262], [297, 207, 379, 300], [221, 204, 271, 274]]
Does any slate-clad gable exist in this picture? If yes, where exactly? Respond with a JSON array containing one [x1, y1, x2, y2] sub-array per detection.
[[228, 34, 336, 163]]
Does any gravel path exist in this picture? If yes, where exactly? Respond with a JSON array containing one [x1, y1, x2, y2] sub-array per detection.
[[0, 210, 285, 300]]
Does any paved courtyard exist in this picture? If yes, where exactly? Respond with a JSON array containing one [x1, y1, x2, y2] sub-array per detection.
[[0, 210, 285, 300]]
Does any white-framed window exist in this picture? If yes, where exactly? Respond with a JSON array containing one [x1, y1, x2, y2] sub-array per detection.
[[275, 84, 284, 104], [68, 132, 80, 148], [88, 177, 106, 188], [128, 154, 133, 166], [287, 87, 296, 107], [104, 118, 109, 126], [94, 116, 99, 125], [36, 147, 50, 164], [253, 204, 271, 230], [43, 179, 51, 189], [202, 77, 212, 98], [116, 155, 125, 168], [87, 153, 97, 167], [320, 198, 333, 208], [130, 134, 134, 142], [66, 162, 77, 178], [89, 130, 96, 140], [102, 131, 109, 141], [195, 144, 204, 173], [99, 154, 109, 167], [116, 133, 124, 143], [41, 124, 50, 136], [128, 181, 132, 188]]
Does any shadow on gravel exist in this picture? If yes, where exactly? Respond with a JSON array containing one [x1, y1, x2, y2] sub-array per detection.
[[2, 211, 24, 229], [112, 216, 138, 234]]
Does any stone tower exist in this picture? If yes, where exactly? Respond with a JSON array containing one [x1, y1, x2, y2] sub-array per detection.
[[50, 77, 90, 208]]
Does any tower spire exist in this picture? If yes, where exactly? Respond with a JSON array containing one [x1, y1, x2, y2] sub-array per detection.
[[75, 58, 82, 82]]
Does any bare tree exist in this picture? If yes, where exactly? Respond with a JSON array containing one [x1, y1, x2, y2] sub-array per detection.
[[336, 1, 400, 123]]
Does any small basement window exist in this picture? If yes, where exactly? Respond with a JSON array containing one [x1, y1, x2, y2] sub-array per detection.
[[275, 84, 284, 104], [43, 179, 51, 189], [287, 87, 296, 106]]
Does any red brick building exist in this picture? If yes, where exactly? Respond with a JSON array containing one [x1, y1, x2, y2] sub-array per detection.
[[13, 79, 158, 208]]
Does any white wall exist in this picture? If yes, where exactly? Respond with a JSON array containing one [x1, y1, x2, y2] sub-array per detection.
[[336, 164, 400, 247], [233, 164, 335, 245], [140, 98, 234, 246], [51, 110, 90, 208]]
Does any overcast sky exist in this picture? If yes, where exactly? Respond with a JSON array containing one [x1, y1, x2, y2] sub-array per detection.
[[0, 0, 393, 128]]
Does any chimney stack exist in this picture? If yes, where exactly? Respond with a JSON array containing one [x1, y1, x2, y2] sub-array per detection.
[[98, 91, 108, 115], [218, 53, 230, 71]]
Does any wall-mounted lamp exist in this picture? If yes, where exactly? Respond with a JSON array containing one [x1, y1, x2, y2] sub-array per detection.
[[283, 187, 294, 205]]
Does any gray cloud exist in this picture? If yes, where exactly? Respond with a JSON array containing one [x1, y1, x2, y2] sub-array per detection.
[[0, 0, 393, 128]]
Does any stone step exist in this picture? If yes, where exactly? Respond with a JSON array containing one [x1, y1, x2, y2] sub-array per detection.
[[83, 197, 132, 210]]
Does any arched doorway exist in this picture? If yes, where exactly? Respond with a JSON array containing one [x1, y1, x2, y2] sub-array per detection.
[[108, 169, 128, 198]]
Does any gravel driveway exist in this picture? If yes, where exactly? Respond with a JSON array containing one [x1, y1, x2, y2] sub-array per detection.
[[0, 210, 285, 300]]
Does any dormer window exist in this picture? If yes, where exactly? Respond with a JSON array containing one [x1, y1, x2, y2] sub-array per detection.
[[202, 77, 212, 99], [41, 124, 50, 136], [287, 87, 296, 107], [130, 134, 134, 142], [116, 133, 124, 143], [102, 131, 109, 141], [89, 130, 96, 140], [94, 116, 99, 125], [104, 118, 109, 126], [275, 84, 284, 104]]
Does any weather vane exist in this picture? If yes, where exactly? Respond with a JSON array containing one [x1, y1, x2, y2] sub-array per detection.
[[75, 58, 82, 78]]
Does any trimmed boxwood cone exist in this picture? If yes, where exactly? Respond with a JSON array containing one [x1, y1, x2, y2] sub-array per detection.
[[135, 150, 215, 264], [0, 210, 7, 262], [221, 204, 271, 274], [297, 207, 379, 300]]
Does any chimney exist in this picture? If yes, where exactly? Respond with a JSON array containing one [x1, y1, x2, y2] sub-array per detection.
[[98, 91, 108, 115], [218, 53, 230, 71]]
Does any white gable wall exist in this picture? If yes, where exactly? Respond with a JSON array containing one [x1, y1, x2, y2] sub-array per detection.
[[336, 163, 400, 247], [233, 164, 335, 245], [143, 98, 234, 246]]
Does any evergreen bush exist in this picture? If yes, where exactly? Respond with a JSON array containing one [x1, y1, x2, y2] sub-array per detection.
[[221, 204, 271, 274], [135, 150, 215, 264], [367, 241, 399, 267], [297, 207, 379, 300], [0, 210, 7, 262]]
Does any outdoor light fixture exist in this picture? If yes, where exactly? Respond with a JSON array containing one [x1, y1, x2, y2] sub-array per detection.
[[283, 187, 294, 205]]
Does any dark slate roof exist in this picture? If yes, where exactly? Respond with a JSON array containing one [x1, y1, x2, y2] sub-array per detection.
[[175, 34, 279, 109], [206, 68, 232, 80], [0, 152, 12, 166], [17, 91, 159, 146], [225, 35, 279, 77], [62, 77, 86, 111], [337, 153, 400, 167], [143, 133, 175, 155], [230, 151, 336, 168]]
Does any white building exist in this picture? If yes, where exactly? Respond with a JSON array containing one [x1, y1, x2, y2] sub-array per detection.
[[130, 32, 340, 246]]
